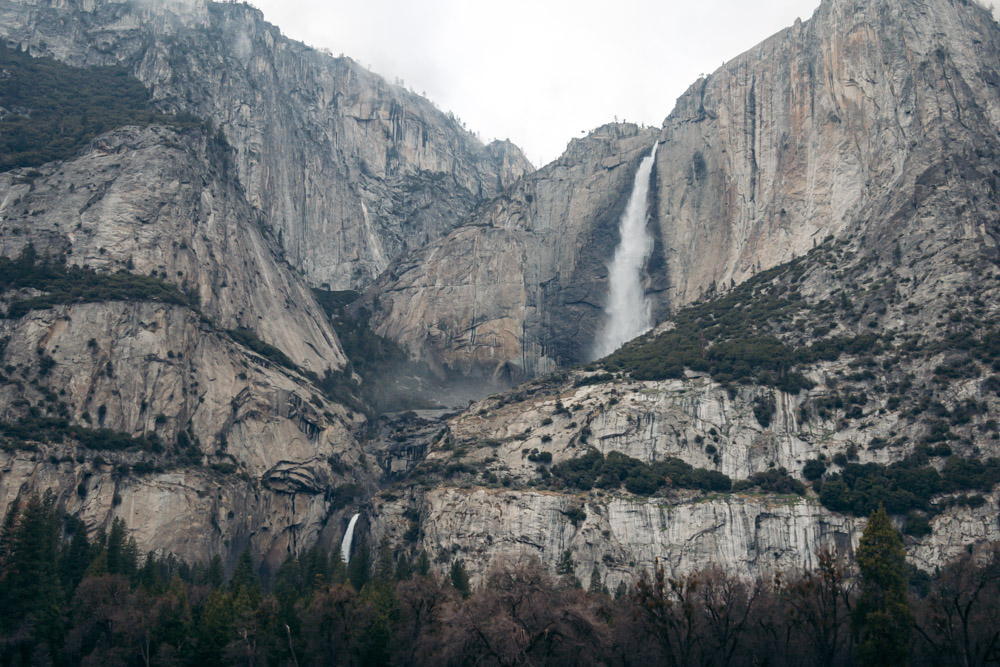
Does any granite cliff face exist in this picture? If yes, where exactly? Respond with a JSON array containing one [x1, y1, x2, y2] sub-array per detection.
[[370, 483, 1000, 589], [370, 0, 1000, 381], [368, 319, 1000, 586], [0, 124, 375, 568], [368, 124, 661, 382], [0, 0, 532, 570], [650, 0, 1000, 306], [0, 0, 532, 289], [359, 0, 1000, 584], [0, 126, 344, 373], [0, 301, 366, 566]]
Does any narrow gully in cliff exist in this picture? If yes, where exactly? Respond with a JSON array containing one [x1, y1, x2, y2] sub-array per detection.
[[593, 142, 659, 359]]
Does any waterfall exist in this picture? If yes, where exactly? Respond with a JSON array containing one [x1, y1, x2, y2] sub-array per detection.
[[340, 513, 360, 563], [593, 142, 659, 359]]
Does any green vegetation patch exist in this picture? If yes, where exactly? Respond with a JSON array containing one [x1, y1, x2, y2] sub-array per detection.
[[550, 449, 731, 495], [0, 43, 199, 171], [1, 247, 308, 375], [312, 289, 409, 380], [1, 246, 195, 318], [818, 455, 1000, 517], [0, 415, 160, 452], [329, 483, 363, 511], [225, 327, 298, 372], [311, 287, 438, 415], [733, 468, 807, 496], [601, 250, 884, 392]]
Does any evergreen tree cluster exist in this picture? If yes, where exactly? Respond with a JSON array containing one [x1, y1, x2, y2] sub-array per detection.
[[817, 452, 1000, 516], [2, 495, 999, 665], [0, 44, 200, 172], [542, 445, 1000, 519], [549, 448, 732, 495], [0, 245, 196, 319], [599, 250, 867, 392]]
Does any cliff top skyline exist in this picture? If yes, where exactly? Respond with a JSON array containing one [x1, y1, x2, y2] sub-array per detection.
[[250, 0, 825, 166]]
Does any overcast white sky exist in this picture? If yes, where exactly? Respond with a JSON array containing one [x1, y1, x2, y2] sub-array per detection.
[[247, 1, 817, 166]]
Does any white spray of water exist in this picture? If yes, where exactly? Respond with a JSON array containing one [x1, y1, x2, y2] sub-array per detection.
[[340, 513, 360, 563], [593, 143, 659, 359]]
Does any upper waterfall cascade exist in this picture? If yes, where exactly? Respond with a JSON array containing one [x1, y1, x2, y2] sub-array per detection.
[[593, 142, 659, 359]]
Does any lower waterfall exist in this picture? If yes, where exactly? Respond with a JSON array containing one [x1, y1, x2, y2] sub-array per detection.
[[340, 513, 360, 563]]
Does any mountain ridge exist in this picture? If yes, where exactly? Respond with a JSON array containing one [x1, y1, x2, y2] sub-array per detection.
[[0, 0, 533, 289]]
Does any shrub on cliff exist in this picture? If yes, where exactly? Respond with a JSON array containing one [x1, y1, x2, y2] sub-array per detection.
[[549, 449, 730, 495]]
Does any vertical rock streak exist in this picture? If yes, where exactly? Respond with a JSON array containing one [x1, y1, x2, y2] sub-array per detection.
[[593, 143, 659, 358], [340, 512, 360, 563]]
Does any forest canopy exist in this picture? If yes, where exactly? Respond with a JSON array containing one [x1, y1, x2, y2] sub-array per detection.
[[2, 493, 998, 666]]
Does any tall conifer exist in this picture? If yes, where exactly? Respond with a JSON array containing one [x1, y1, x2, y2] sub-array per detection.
[[852, 504, 913, 666]]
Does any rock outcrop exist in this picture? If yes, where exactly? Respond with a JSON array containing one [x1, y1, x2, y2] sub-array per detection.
[[0, 125, 343, 373], [368, 124, 661, 382], [369, 0, 1000, 380], [650, 0, 1000, 306], [0, 0, 533, 289], [371, 484, 1000, 589], [0, 124, 374, 567], [0, 300, 370, 567], [368, 350, 1000, 585], [5, 0, 1000, 586]]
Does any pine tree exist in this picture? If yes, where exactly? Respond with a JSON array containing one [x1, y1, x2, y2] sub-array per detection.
[[449, 559, 471, 599], [137, 551, 165, 593], [206, 554, 225, 588], [303, 544, 329, 592], [84, 547, 108, 577], [230, 547, 261, 605], [0, 499, 19, 566], [122, 535, 139, 579], [416, 550, 431, 577], [374, 538, 394, 584], [274, 554, 304, 638], [359, 574, 398, 666], [557, 549, 581, 589], [106, 516, 128, 575], [852, 505, 913, 666], [60, 519, 91, 594], [329, 551, 347, 584], [197, 588, 237, 665], [394, 552, 414, 581], [347, 534, 370, 591], [160, 575, 195, 661], [103, 517, 139, 579], [0, 491, 64, 661], [589, 564, 604, 595], [274, 554, 303, 597]]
